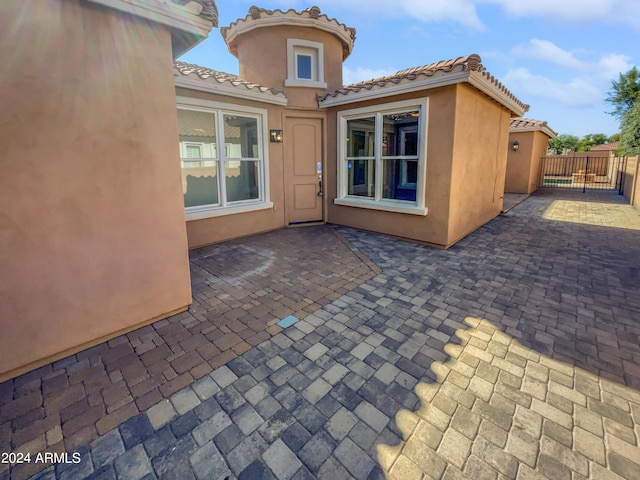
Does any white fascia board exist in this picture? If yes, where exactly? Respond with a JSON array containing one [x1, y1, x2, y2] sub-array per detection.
[[175, 77, 288, 106], [510, 126, 557, 138], [318, 71, 470, 108], [467, 71, 528, 117], [88, 0, 213, 37]]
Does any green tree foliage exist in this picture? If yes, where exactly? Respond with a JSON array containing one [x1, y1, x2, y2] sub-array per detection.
[[609, 133, 621, 143], [606, 66, 640, 120], [548, 134, 580, 154], [576, 133, 609, 151], [607, 67, 640, 156], [619, 102, 640, 155]]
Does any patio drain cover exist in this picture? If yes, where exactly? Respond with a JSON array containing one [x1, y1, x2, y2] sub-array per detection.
[[277, 315, 299, 328]]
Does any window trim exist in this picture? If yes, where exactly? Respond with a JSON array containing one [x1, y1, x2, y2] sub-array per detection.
[[176, 96, 272, 221], [335, 98, 429, 216], [285, 39, 327, 89]]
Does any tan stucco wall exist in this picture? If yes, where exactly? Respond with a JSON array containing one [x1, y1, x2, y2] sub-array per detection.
[[633, 157, 640, 208], [505, 130, 550, 194], [505, 132, 532, 193], [175, 88, 290, 249], [528, 131, 550, 193], [447, 84, 511, 245], [633, 157, 640, 209], [622, 156, 640, 207], [0, 0, 192, 381], [233, 25, 345, 109], [326, 87, 457, 247]]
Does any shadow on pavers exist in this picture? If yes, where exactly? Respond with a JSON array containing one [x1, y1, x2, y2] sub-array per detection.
[[378, 316, 640, 479]]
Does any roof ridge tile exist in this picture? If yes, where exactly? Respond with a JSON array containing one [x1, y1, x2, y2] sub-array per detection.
[[221, 6, 356, 60], [171, 0, 218, 25], [510, 117, 557, 137], [318, 53, 528, 115]]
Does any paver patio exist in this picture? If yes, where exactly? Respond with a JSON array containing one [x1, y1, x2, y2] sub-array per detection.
[[2, 188, 640, 479], [0, 227, 377, 480]]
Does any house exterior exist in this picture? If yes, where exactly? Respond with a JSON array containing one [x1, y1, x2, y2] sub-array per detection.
[[176, 7, 528, 251], [0, 0, 217, 382], [0, 3, 528, 381], [320, 58, 528, 247], [174, 6, 357, 248], [505, 118, 557, 194]]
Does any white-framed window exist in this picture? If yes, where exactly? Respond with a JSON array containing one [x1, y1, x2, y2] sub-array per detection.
[[285, 39, 327, 89], [335, 98, 428, 216], [176, 97, 272, 221]]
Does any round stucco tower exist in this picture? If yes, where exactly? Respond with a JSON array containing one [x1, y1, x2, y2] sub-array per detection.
[[221, 6, 356, 108]]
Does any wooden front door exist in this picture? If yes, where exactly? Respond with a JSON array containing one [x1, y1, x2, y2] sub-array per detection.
[[284, 117, 323, 224]]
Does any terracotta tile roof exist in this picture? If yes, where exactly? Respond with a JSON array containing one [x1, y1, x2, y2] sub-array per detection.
[[319, 55, 478, 100], [510, 117, 557, 137], [171, 0, 218, 25], [590, 141, 619, 151], [221, 6, 356, 60], [510, 118, 545, 129], [174, 61, 287, 100], [318, 54, 528, 115]]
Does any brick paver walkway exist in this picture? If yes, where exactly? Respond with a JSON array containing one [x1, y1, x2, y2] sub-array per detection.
[[2, 189, 640, 479], [0, 227, 377, 480]]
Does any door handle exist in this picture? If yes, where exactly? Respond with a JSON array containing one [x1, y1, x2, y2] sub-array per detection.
[[318, 177, 324, 196]]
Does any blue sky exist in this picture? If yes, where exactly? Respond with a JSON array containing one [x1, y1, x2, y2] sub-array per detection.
[[180, 0, 640, 138]]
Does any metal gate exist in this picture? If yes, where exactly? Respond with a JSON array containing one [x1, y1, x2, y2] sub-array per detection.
[[539, 155, 627, 194]]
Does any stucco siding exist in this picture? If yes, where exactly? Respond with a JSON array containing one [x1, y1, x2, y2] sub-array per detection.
[[0, 0, 192, 380], [506, 130, 552, 194], [235, 25, 345, 109], [505, 131, 532, 193], [528, 131, 550, 192], [326, 87, 457, 247], [175, 88, 288, 248], [448, 83, 511, 245]]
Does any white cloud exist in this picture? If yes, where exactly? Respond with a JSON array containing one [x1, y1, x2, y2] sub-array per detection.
[[618, 1, 640, 29], [504, 68, 602, 107], [511, 39, 632, 79], [482, 0, 640, 29], [486, 0, 639, 28], [394, 0, 485, 29], [486, 0, 618, 21], [303, 0, 486, 29], [342, 66, 399, 85], [284, 0, 640, 30], [512, 39, 587, 70], [501, 39, 631, 113], [597, 54, 634, 81]]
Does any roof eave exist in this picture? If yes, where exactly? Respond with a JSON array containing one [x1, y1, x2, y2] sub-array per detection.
[[318, 70, 471, 108], [319, 70, 527, 115], [510, 126, 557, 138], [222, 15, 355, 60], [467, 71, 528, 117], [88, 0, 214, 58], [174, 76, 289, 106]]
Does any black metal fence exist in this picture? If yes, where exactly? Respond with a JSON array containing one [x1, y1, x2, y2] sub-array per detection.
[[539, 155, 627, 194]]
